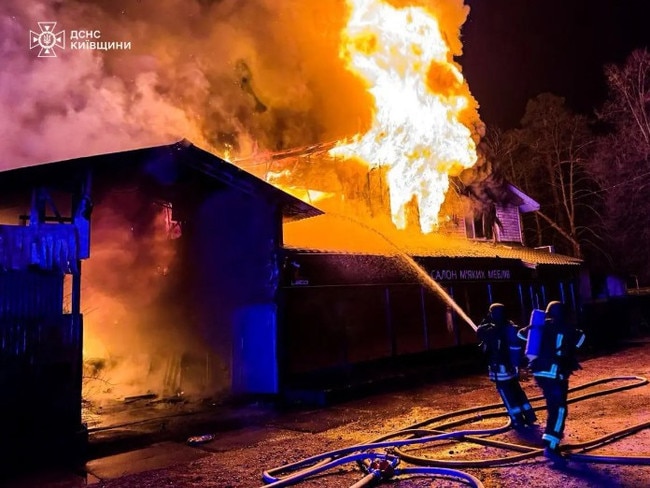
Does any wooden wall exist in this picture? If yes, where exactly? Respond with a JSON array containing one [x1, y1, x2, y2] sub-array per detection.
[[496, 204, 523, 243]]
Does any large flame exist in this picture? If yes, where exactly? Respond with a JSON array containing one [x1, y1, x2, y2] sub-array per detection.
[[330, 0, 479, 233]]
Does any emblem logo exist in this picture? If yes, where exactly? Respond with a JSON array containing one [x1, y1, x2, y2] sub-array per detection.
[[30, 22, 65, 57]]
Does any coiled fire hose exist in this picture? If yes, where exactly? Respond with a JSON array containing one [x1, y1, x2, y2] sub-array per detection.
[[260, 375, 649, 488]]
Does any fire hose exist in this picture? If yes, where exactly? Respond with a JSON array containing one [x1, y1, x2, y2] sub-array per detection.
[[260, 375, 649, 488]]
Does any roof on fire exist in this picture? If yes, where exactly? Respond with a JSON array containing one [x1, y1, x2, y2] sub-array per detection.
[[0, 140, 323, 223], [282, 214, 582, 268]]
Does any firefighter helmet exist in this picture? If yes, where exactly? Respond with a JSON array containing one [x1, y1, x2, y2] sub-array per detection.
[[545, 301, 565, 324], [488, 303, 506, 324]]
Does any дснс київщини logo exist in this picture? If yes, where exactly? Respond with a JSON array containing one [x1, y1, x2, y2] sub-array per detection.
[[30, 22, 65, 57], [29, 23, 131, 56]]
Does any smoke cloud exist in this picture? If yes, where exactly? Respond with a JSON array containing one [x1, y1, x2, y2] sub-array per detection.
[[1, 0, 366, 169], [2, 0, 477, 402], [1, 0, 474, 168]]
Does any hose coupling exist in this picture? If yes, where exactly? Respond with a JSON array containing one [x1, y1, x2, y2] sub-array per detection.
[[369, 459, 396, 480]]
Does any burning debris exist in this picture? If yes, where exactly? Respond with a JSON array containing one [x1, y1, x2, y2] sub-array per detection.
[[2, 0, 512, 408]]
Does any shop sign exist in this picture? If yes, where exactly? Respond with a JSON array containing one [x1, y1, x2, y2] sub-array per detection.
[[429, 268, 512, 281]]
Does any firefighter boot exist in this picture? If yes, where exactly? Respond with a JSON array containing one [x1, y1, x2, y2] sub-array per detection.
[[543, 441, 566, 467]]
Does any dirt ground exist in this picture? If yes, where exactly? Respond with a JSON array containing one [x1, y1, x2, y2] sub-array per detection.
[[95, 340, 650, 488]]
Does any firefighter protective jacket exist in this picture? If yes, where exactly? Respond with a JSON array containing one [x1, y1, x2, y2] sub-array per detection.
[[477, 319, 523, 382], [529, 319, 586, 380]]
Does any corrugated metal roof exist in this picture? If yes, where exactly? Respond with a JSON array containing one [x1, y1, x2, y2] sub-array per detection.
[[284, 241, 581, 266], [283, 214, 581, 267]]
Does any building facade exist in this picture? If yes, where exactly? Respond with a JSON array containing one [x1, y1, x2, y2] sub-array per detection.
[[279, 183, 582, 398]]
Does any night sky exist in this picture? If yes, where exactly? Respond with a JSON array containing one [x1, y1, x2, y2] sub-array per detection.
[[459, 0, 650, 129]]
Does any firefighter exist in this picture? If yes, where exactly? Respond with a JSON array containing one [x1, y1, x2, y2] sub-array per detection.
[[526, 301, 586, 463], [477, 303, 537, 429]]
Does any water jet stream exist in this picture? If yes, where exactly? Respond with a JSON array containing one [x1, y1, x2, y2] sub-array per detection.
[[321, 213, 477, 332], [396, 252, 477, 332]]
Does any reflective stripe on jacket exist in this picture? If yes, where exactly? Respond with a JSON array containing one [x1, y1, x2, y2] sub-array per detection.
[[477, 320, 522, 382], [530, 322, 585, 380]]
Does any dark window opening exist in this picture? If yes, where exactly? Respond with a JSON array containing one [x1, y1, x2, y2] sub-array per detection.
[[466, 213, 490, 240], [466, 204, 502, 241]]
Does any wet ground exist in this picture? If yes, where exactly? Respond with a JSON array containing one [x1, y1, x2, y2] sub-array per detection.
[[5, 339, 650, 488]]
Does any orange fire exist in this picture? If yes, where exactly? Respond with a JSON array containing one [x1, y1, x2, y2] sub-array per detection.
[[330, 0, 480, 233]]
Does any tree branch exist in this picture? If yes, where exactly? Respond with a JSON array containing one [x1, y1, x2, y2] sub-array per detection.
[[534, 209, 582, 257]]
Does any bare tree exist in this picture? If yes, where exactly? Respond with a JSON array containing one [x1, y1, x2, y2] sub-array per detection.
[[483, 126, 544, 247], [485, 94, 602, 259], [592, 49, 650, 282]]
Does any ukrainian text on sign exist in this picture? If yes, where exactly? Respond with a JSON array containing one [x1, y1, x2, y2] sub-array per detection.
[[429, 269, 512, 281]]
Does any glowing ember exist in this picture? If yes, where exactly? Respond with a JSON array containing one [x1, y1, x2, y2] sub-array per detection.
[[330, 0, 479, 233]]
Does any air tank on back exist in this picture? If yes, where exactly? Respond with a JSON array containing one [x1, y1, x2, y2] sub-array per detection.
[[525, 309, 546, 361]]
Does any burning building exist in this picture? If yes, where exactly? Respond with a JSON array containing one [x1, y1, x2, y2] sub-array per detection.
[[0, 140, 320, 462], [0, 0, 586, 461], [277, 180, 582, 400], [0, 138, 582, 428]]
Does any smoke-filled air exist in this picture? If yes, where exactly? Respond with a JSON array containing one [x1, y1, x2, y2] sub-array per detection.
[[2, 0, 480, 174], [3, 0, 375, 168], [1, 0, 482, 402]]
